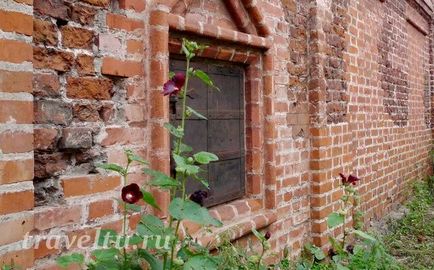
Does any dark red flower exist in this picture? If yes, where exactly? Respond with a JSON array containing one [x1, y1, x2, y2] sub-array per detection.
[[172, 72, 186, 89], [339, 173, 360, 186], [162, 80, 180, 96], [346, 244, 354, 254], [189, 190, 208, 206], [264, 231, 271, 240], [162, 72, 186, 96], [121, 183, 143, 204], [347, 175, 360, 185]]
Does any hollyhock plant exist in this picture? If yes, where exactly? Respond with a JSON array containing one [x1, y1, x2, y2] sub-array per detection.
[[121, 183, 143, 204]]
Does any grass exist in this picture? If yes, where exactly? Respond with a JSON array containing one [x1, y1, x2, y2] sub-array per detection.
[[383, 178, 434, 270]]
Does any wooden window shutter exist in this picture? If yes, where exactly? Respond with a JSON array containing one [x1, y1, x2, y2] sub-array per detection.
[[169, 57, 245, 207]]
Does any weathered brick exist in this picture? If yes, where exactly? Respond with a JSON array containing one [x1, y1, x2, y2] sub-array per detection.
[[127, 39, 143, 54], [0, 249, 34, 269], [34, 0, 69, 19], [88, 199, 114, 220], [100, 127, 145, 146], [33, 19, 57, 46], [76, 54, 94, 75], [34, 205, 82, 230], [33, 73, 61, 97], [34, 100, 73, 125], [34, 238, 60, 259], [0, 131, 33, 154], [0, 159, 34, 184], [34, 128, 59, 151], [61, 26, 94, 49], [34, 152, 69, 179], [101, 57, 143, 77], [0, 70, 32, 93], [14, 0, 33, 4], [0, 100, 33, 124], [70, 3, 97, 25], [119, 0, 146, 12], [66, 77, 112, 100], [81, 0, 110, 7], [98, 33, 123, 54], [0, 213, 33, 246], [106, 13, 144, 31], [0, 190, 34, 215], [59, 127, 93, 149], [33, 47, 74, 71], [61, 175, 121, 197], [72, 103, 102, 122], [0, 39, 32, 63], [0, 10, 33, 35]]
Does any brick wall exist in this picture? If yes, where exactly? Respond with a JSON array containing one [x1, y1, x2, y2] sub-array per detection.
[[0, 0, 432, 268]]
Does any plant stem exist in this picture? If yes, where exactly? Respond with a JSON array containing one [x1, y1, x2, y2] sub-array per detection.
[[165, 55, 191, 270], [122, 163, 130, 266], [257, 242, 266, 270]]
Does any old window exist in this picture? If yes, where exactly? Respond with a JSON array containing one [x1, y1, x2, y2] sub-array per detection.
[[169, 57, 245, 207]]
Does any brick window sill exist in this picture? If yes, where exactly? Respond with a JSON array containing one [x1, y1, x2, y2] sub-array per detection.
[[179, 198, 277, 248]]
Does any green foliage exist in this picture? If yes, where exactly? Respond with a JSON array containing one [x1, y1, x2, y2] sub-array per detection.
[[327, 213, 344, 229], [144, 168, 179, 189], [168, 198, 222, 227], [193, 151, 219, 165], [186, 106, 207, 120], [384, 180, 434, 269], [164, 123, 184, 138], [57, 253, 85, 268], [142, 190, 161, 210]]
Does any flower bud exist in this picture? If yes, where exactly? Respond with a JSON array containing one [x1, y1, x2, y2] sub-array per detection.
[[264, 231, 271, 240]]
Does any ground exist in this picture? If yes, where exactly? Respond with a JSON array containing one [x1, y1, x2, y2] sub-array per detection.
[[372, 179, 434, 270]]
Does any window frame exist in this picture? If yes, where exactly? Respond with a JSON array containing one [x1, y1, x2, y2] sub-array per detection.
[[148, 29, 277, 229], [169, 56, 247, 207]]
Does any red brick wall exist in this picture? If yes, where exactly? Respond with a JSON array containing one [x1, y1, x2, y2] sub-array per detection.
[[0, 0, 432, 268]]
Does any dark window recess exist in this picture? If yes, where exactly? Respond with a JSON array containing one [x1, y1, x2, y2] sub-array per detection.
[[170, 57, 245, 207]]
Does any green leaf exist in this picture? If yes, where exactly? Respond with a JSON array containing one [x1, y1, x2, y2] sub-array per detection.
[[92, 248, 119, 262], [124, 149, 148, 165], [192, 174, 209, 189], [96, 163, 126, 175], [174, 141, 193, 153], [252, 228, 266, 242], [186, 106, 207, 120], [336, 264, 350, 270], [143, 168, 179, 189], [138, 249, 163, 270], [164, 123, 184, 138], [327, 212, 345, 229], [169, 198, 222, 227], [173, 154, 199, 175], [353, 230, 377, 243], [56, 253, 85, 268], [304, 243, 325, 261], [169, 71, 175, 79], [183, 255, 218, 270], [137, 215, 164, 236], [193, 151, 218, 165], [193, 69, 217, 90], [125, 202, 142, 212], [97, 229, 118, 246], [142, 190, 161, 210]]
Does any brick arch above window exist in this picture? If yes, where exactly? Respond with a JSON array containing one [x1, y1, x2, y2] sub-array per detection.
[[163, 0, 271, 37]]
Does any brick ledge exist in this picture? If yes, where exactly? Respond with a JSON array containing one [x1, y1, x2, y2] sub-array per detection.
[[185, 210, 277, 249]]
